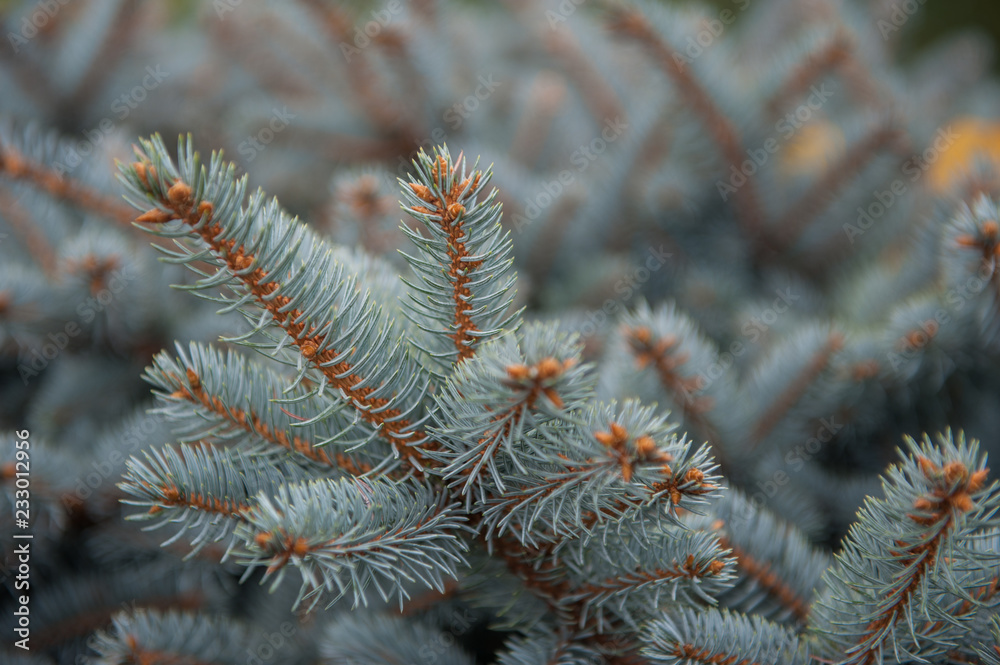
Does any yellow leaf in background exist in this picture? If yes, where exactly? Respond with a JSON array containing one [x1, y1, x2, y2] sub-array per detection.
[[926, 117, 1000, 193], [780, 120, 846, 179]]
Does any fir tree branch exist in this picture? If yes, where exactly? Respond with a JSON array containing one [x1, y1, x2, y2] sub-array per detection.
[[976, 617, 1000, 665], [843, 458, 990, 663], [510, 73, 568, 168], [497, 627, 611, 665], [748, 331, 843, 449], [565, 529, 735, 631], [692, 490, 830, 625], [503, 0, 626, 125], [622, 319, 731, 474], [320, 612, 476, 665], [120, 443, 314, 559], [237, 478, 469, 610], [0, 186, 58, 278], [0, 138, 134, 225], [483, 401, 720, 545], [766, 32, 853, 116], [774, 123, 905, 252], [90, 609, 268, 665], [429, 324, 593, 506], [120, 136, 432, 471], [641, 608, 808, 665], [34, 594, 204, 654], [399, 146, 518, 369], [147, 343, 384, 477], [59, 0, 141, 121], [299, 0, 422, 146], [608, 5, 767, 249], [808, 431, 1000, 665]]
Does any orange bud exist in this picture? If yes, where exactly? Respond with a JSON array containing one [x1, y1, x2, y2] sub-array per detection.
[[917, 456, 937, 476], [167, 181, 192, 206], [291, 537, 310, 556], [410, 183, 435, 202], [542, 387, 564, 409], [133, 162, 149, 187], [136, 208, 171, 224], [595, 431, 615, 447], [944, 461, 967, 485], [535, 357, 563, 379], [969, 468, 990, 492], [634, 435, 657, 456], [506, 363, 530, 380], [630, 326, 652, 344], [953, 493, 973, 512]]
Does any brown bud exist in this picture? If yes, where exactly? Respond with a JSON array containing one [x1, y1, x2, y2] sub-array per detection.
[[167, 181, 192, 205], [953, 493, 973, 512], [185, 368, 201, 391], [634, 435, 657, 456], [595, 431, 615, 447], [684, 468, 704, 484], [969, 468, 990, 492], [133, 162, 149, 187], [410, 183, 435, 202], [535, 357, 563, 380], [136, 208, 172, 224], [630, 326, 652, 345], [506, 363, 530, 380], [944, 461, 968, 485]]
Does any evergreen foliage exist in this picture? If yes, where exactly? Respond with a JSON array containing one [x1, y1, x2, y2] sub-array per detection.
[[2, 1, 1000, 664]]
